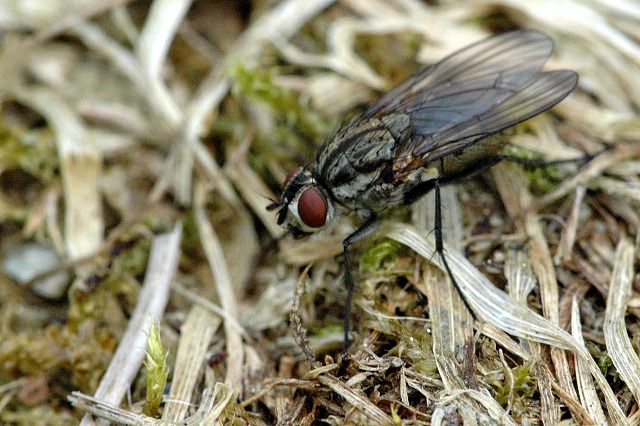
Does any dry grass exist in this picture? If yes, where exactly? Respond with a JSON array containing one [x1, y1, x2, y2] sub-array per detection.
[[0, 0, 640, 424]]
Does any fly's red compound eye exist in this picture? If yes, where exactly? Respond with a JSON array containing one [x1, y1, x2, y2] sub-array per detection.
[[284, 167, 302, 186], [297, 187, 327, 228]]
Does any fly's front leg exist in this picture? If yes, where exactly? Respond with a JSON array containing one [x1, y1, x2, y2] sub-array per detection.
[[342, 212, 378, 351]]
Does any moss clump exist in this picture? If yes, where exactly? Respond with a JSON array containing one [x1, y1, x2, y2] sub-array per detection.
[[359, 239, 404, 275], [0, 125, 57, 183], [501, 145, 570, 194], [231, 64, 328, 138], [228, 63, 333, 179], [494, 362, 537, 406]]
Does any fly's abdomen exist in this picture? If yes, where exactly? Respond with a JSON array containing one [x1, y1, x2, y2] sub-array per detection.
[[437, 133, 509, 178]]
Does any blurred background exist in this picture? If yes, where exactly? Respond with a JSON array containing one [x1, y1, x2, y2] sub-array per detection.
[[0, 0, 639, 424]]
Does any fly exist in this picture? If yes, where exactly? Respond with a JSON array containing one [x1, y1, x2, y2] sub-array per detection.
[[267, 30, 579, 348]]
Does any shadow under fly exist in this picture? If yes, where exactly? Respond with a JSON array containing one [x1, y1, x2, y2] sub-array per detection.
[[267, 29, 584, 350]]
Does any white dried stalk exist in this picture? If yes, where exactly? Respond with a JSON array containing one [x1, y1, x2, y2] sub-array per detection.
[[491, 0, 640, 64], [504, 249, 560, 424], [69, 391, 160, 425], [162, 306, 220, 422], [34, 0, 133, 41], [556, 100, 634, 142], [15, 88, 103, 265], [71, 22, 144, 89], [554, 185, 586, 265], [44, 187, 66, 255], [382, 222, 626, 423], [476, 323, 531, 361], [273, 29, 385, 89], [438, 388, 517, 426], [604, 237, 640, 405], [200, 383, 236, 424], [137, 0, 190, 80], [280, 234, 343, 265], [172, 283, 246, 336], [571, 297, 607, 424], [593, 175, 640, 203], [71, 384, 232, 425], [536, 143, 640, 209], [224, 149, 282, 237], [109, 5, 139, 44], [493, 162, 580, 408], [171, 0, 336, 203], [414, 188, 472, 352], [590, 0, 640, 21], [302, 73, 372, 115], [135, 0, 191, 127], [194, 181, 243, 393], [80, 223, 182, 426], [316, 374, 393, 424], [412, 188, 476, 420]]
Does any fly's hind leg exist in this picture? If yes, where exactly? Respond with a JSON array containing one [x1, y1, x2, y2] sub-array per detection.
[[425, 182, 479, 388], [433, 182, 476, 318], [498, 146, 608, 170]]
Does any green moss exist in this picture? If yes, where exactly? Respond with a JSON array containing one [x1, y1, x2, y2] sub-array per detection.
[[598, 353, 614, 376], [1, 405, 76, 425], [109, 238, 151, 279], [369, 318, 437, 376], [501, 145, 570, 194], [359, 239, 404, 275], [228, 63, 333, 177], [0, 125, 57, 183], [493, 361, 538, 419], [494, 363, 535, 404], [232, 63, 329, 137], [311, 322, 343, 338], [68, 237, 149, 330], [0, 323, 115, 393]]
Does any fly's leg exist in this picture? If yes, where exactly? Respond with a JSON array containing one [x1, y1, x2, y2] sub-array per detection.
[[434, 182, 478, 388], [434, 182, 476, 318], [498, 147, 607, 170], [342, 213, 378, 351]]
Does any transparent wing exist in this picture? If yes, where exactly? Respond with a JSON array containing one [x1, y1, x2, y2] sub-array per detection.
[[393, 70, 578, 175], [365, 30, 555, 136]]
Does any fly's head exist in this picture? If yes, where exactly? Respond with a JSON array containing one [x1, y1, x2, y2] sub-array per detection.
[[267, 167, 334, 238]]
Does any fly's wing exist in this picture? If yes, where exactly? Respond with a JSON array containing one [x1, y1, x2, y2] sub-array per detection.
[[393, 69, 578, 176], [365, 29, 555, 137]]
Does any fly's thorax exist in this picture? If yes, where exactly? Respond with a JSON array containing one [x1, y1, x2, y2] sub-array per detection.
[[277, 168, 335, 237], [313, 115, 411, 211]]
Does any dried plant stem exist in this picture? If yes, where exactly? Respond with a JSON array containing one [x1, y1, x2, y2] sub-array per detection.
[[571, 297, 608, 424], [383, 222, 627, 423], [194, 181, 244, 393], [604, 237, 640, 405], [78, 223, 182, 426], [505, 249, 561, 424], [161, 306, 220, 422], [494, 162, 581, 415], [554, 184, 586, 265], [536, 143, 640, 209]]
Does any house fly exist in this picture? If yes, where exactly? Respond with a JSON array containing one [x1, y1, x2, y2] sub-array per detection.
[[267, 30, 579, 348]]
